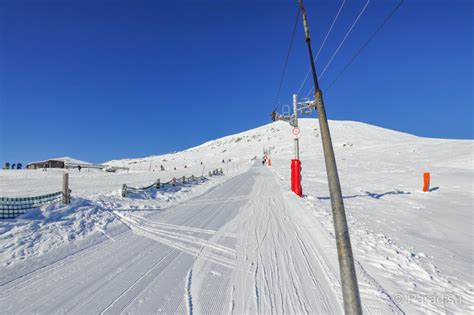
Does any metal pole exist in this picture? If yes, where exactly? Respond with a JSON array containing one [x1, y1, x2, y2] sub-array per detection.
[[293, 93, 299, 127], [297, 1, 362, 314], [294, 138, 300, 160], [293, 93, 300, 160]]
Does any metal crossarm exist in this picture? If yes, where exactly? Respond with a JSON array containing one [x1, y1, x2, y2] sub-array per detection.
[[271, 111, 298, 127]]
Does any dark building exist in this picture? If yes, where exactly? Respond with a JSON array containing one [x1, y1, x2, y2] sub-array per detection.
[[26, 157, 91, 170], [26, 159, 65, 169]]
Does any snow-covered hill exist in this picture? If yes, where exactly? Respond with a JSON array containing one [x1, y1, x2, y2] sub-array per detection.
[[1, 118, 472, 313], [102, 118, 473, 312], [107, 118, 472, 172]]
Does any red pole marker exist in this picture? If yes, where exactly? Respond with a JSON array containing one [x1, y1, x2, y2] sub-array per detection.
[[291, 159, 303, 197], [291, 162, 295, 193], [423, 172, 430, 192]]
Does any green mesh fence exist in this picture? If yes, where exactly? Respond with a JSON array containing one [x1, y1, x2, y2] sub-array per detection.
[[0, 192, 63, 219]]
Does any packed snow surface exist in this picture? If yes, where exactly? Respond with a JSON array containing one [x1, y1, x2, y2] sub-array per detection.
[[0, 119, 472, 314]]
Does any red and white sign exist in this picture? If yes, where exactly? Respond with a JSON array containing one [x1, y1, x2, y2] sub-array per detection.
[[292, 127, 300, 136]]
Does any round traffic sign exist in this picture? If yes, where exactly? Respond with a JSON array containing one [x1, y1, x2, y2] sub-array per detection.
[[292, 127, 300, 136]]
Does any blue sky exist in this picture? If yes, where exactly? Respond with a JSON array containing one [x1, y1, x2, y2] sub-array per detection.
[[0, 0, 472, 164]]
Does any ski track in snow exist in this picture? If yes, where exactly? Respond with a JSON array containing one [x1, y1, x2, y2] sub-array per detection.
[[185, 268, 194, 315], [0, 166, 357, 313]]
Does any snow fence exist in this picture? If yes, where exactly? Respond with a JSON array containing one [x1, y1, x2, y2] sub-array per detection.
[[121, 168, 224, 197], [0, 192, 64, 219]]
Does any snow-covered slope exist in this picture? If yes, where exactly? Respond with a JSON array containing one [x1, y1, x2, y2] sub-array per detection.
[[1, 118, 472, 313], [104, 119, 473, 309], [107, 118, 472, 172], [96, 119, 474, 313]]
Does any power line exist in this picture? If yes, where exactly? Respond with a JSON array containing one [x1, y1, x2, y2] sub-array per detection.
[[326, 0, 404, 92], [305, 0, 370, 98], [296, 0, 346, 95], [273, 9, 300, 113], [319, 0, 370, 79]]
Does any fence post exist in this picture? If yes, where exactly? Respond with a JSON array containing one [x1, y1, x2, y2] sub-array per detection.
[[62, 173, 70, 204], [183, 176, 186, 183], [156, 179, 160, 189], [121, 184, 127, 197], [172, 177, 176, 186], [191, 175, 194, 181], [209, 171, 212, 177]]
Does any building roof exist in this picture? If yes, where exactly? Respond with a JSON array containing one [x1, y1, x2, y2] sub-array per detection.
[[27, 156, 92, 166]]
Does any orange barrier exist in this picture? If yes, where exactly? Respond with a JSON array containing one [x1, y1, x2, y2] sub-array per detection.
[[268, 159, 271, 166], [423, 172, 430, 192]]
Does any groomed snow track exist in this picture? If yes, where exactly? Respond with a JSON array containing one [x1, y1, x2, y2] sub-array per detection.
[[0, 165, 398, 314]]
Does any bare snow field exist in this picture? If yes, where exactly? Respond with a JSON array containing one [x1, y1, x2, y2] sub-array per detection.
[[0, 119, 472, 314]]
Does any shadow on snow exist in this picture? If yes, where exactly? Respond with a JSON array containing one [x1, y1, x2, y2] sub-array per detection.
[[317, 190, 412, 201]]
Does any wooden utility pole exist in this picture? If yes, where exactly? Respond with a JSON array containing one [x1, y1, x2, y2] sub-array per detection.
[[297, 0, 362, 314], [62, 173, 70, 204]]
